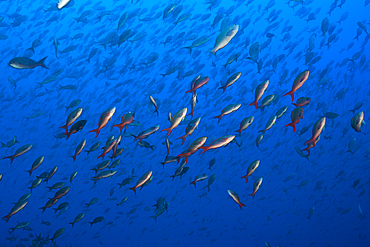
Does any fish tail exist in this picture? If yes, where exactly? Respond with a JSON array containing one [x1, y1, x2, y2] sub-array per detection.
[[301, 146, 311, 155], [235, 129, 242, 136], [187, 111, 194, 119], [88, 222, 94, 227], [248, 101, 258, 109], [241, 174, 249, 183], [176, 135, 187, 145], [190, 181, 197, 188], [150, 215, 157, 222], [214, 114, 223, 123], [39, 206, 47, 213], [285, 122, 296, 132], [26, 169, 33, 176], [198, 146, 210, 154], [69, 222, 75, 227], [38, 57, 49, 69], [3, 155, 15, 164], [0, 142, 5, 148], [161, 127, 173, 137], [248, 192, 256, 199], [112, 123, 124, 133], [304, 138, 315, 147], [207, 49, 216, 57], [84, 150, 91, 155], [292, 103, 299, 107], [239, 202, 246, 210], [26, 46, 35, 54], [70, 155, 76, 161], [183, 46, 192, 54], [176, 152, 190, 163], [97, 152, 105, 159], [2, 214, 11, 222], [59, 125, 69, 134], [89, 127, 101, 138], [218, 86, 226, 93], [348, 109, 355, 114], [283, 90, 295, 101], [64, 132, 72, 140], [185, 88, 196, 94], [130, 186, 137, 195]]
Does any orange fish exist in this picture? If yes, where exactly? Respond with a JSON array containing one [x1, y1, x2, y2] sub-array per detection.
[[176, 117, 201, 145], [227, 190, 245, 210], [214, 104, 241, 123], [89, 107, 116, 137], [241, 160, 260, 183], [130, 171, 153, 195], [283, 70, 309, 101], [176, 137, 207, 163], [249, 80, 269, 109], [185, 77, 209, 97], [162, 108, 187, 136], [285, 108, 303, 132], [304, 117, 326, 147], [198, 135, 235, 154], [70, 139, 86, 161], [60, 107, 83, 134], [112, 112, 135, 132]]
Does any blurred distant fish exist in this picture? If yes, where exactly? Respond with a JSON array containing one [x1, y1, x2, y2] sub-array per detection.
[[9, 57, 48, 69]]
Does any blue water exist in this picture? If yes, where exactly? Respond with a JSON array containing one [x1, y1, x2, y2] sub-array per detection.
[[0, 0, 369, 246]]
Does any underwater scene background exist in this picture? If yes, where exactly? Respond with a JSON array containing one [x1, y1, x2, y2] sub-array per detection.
[[0, 0, 369, 246]]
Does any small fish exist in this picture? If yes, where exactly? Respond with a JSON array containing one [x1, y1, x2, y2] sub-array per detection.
[[9, 57, 48, 69]]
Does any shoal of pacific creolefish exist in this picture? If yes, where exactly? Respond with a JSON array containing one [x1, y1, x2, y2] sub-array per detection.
[[0, 0, 368, 245]]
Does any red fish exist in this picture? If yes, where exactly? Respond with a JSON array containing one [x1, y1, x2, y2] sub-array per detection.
[[283, 70, 309, 101], [285, 108, 303, 132], [89, 107, 116, 137], [112, 112, 135, 132]]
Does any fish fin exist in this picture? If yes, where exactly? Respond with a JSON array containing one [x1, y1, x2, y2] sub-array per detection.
[[190, 181, 196, 188], [59, 125, 69, 133], [161, 127, 173, 137], [241, 175, 248, 183], [130, 186, 137, 195], [3, 155, 15, 164], [285, 122, 296, 132], [292, 103, 298, 107], [150, 215, 157, 222], [183, 46, 193, 54], [239, 202, 246, 210], [283, 90, 295, 101], [248, 101, 258, 109], [248, 192, 256, 199], [235, 129, 242, 136], [208, 50, 216, 57], [89, 128, 101, 138], [198, 146, 210, 154], [38, 57, 49, 69], [112, 123, 124, 133], [176, 135, 187, 145], [69, 155, 76, 161], [214, 114, 223, 123]]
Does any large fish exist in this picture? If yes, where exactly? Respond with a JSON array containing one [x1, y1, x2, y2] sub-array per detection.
[[9, 57, 48, 69], [209, 24, 239, 56]]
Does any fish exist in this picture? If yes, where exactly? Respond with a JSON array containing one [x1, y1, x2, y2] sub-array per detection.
[[190, 174, 208, 188], [249, 177, 263, 199], [209, 24, 239, 56], [57, 0, 71, 9], [130, 171, 153, 195], [176, 117, 201, 145], [249, 80, 269, 108], [283, 70, 310, 101], [112, 112, 135, 133], [9, 57, 48, 69], [89, 107, 116, 137], [241, 160, 260, 183], [198, 135, 235, 154], [149, 96, 159, 116], [227, 190, 245, 210], [59, 107, 83, 134], [3, 144, 32, 164], [304, 117, 326, 148], [235, 116, 254, 136], [70, 139, 86, 161], [285, 108, 303, 132], [162, 108, 187, 136], [351, 111, 365, 134], [214, 104, 241, 123]]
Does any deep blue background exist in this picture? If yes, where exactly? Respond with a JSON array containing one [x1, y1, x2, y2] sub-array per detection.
[[0, 0, 369, 246]]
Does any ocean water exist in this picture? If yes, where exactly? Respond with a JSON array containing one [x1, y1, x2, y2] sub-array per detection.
[[0, 0, 369, 246]]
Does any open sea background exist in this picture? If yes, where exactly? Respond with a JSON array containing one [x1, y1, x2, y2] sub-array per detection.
[[0, 0, 369, 246]]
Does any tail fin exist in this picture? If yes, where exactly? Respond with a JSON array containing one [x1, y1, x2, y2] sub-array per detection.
[[26, 46, 35, 54], [97, 152, 105, 159], [198, 146, 210, 154], [161, 127, 173, 137], [190, 181, 197, 188], [70, 155, 76, 161], [218, 86, 226, 93], [248, 192, 256, 199], [64, 132, 72, 140], [214, 114, 223, 123], [85, 150, 91, 155], [112, 123, 124, 133], [88, 222, 94, 227], [89, 128, 101, 138], [69, 222, 75, 227], [285, 122, 296, 132], [249, 101, 258, 109], [304, 138, 315, 147], [187, 111, 194, 119], [130, 186, 137, 195], [301, 146, 311, 155], [3, 155, 15, 164], [1, 142, 6, 148], [59, 125, 68, 134], [208, 50, 216, 57], [292, 103, 299, 107], [26, 169, 33, 176], [239, 202, 246, 210], [183, 46, 193, 54], [235, 129, 242, 136], [241, 174, 249, 183], [176, 135, 187, 145], [176, 152, 190, 163], [2, 214, 11, 222], [283, 90, 295, 101], [38, 57, 49, 69], [150, 215, 157, 222]]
